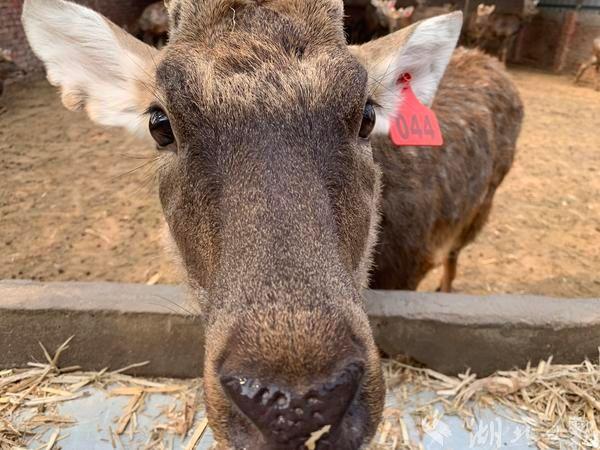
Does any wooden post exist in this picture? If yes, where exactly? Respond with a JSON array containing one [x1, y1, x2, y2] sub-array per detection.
[[553, 1, 582, 72], [514, 25, 528, 63]]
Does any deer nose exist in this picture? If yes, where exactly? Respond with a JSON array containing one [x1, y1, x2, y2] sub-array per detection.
[[220, 362, 364, 448]]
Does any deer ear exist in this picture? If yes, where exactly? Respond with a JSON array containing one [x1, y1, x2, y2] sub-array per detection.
[[22, 0, 158, 137], [349, 12, 462, 136]]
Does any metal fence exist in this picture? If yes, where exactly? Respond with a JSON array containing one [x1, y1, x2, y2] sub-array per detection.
[[538, 0, 600, 11]]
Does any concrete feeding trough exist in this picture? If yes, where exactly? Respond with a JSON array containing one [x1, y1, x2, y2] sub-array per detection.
[[1, 279, 599, 378]]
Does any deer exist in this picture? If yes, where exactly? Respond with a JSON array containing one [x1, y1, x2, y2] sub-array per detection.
[[22, 0, 522, 447], [464, 3, 496, 47], [371, 0, 414, 32], [368, 45, 523, 291], [465, 2, 539, 65], [412, 0, 455, 22], [371, 0, 454, 33], [138, 1, 169, 48], [0, 49, 25, 98], [486, 12, 523, 64], [574, 36, 600, 91]]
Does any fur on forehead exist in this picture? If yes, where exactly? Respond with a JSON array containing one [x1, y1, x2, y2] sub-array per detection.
[[156, 0, 365, 120], [166, 0, 345, 45], [156, 42, 367, 124]]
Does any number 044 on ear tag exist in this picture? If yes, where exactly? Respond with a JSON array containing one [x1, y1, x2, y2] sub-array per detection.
[[389, 73, 443, 147]]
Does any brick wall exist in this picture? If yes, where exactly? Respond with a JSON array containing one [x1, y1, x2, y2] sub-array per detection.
[[0, 0, 155, 80], [516, 10, 565, 68], [1, 0, 40, 77], [3, 0, 599, 81], [394, 0, 526, 14], [516, 8, 600, 72], [563, 10, 600, 72]]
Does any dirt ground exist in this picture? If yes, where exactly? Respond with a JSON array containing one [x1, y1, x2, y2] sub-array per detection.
[[0, 68, 598, 298]]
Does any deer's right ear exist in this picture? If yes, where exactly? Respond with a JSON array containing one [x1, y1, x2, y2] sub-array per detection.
[[22, 0, 158, 137]]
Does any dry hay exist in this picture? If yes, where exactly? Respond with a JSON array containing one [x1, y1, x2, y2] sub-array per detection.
[[375, 354, 600, 449], [0, 337, 202, 450], [2, 338, 600, 449]]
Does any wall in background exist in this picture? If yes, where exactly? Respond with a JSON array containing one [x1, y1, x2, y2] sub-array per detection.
[[0, 0, 155, 79]]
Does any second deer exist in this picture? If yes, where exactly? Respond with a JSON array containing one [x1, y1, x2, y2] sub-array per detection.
[[575, 36, 600, 91], [371, 0, 454, 33]]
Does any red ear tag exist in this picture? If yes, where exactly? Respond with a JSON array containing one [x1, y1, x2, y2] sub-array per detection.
[[389, 73, 443, 147]]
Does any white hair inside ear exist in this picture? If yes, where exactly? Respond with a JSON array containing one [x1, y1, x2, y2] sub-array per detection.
[[22, 0, 158, 137]]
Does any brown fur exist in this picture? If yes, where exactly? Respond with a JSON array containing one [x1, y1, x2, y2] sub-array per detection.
[[153, 1, 385, 448], [369, 48, 524, 291], [575, 36, 600, 91]]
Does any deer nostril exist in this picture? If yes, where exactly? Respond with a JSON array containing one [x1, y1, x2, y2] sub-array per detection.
[[220, 362, 364, 446]]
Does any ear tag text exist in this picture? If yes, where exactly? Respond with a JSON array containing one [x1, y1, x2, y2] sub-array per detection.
[[389, 73, 443, 147]]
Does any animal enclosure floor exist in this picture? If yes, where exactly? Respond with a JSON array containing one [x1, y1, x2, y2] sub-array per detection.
[[0, 69, 599, 297], [8, 385, 538, 450], [5, 352, 598, 449]]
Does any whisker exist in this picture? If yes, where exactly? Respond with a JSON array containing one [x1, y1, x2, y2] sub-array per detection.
[[112, 156, 160, 181], [152, 294, 201, 316], [118, 152, 158, 160]]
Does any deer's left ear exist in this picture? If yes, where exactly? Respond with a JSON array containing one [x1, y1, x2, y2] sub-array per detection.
[[350, 12, 462, 136], [22, 0, 158, 137]]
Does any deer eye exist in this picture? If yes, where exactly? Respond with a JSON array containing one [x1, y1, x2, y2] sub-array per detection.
[[359, 103, 376, 139], [149, 107, 175, 148]]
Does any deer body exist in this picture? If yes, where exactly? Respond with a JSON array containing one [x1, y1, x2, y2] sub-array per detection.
[[575, 36, 600, 91], [370, 48, 523, 291]]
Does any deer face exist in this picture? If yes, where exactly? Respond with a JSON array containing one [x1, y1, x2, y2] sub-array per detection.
[[23, 1, 461, 448], [476, 3, 496, 24]]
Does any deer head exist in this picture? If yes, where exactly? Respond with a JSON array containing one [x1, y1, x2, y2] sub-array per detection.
[[523, 0, 540, 19], [477, 3, 496, 18], [22, 0, 461, 447], [371, 0, 415, 31]]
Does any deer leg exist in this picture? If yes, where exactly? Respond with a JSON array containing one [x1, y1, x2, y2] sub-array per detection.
[[497, 38, 506, 65], [575, 60, 592, 84], [504, 34, 517, 66], [438, 250, 459, 293], [595, 63, 600, 91], [478, 36, 488, 52], [500, 36, 513, 66]]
